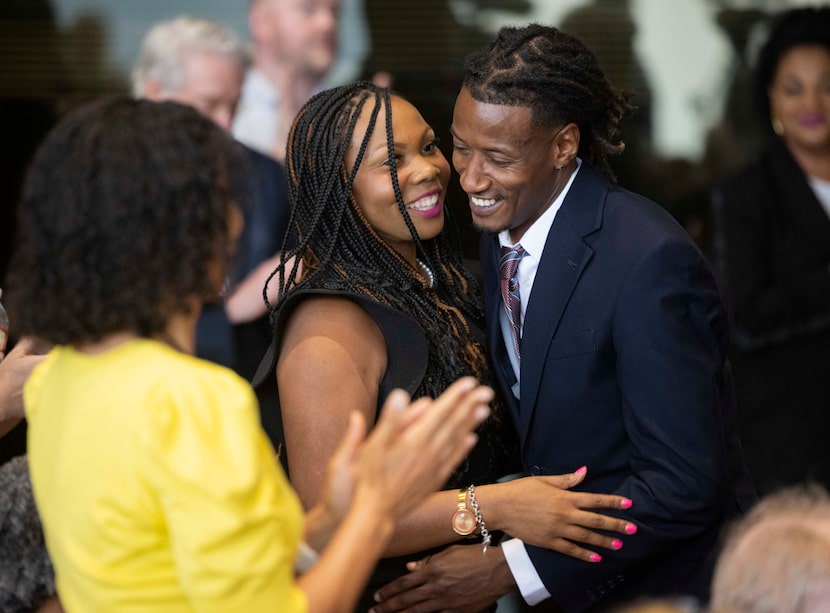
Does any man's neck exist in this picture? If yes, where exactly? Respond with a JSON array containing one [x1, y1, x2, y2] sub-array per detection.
[[252, 52, 320, 108]]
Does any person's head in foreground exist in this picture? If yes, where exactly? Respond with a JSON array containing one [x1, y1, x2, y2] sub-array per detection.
[[7, 96, 243, 345], [710, 484, 830, 613]]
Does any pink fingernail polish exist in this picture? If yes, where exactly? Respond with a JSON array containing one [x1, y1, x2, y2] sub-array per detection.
[[589, 553, 602, 562], [625, 523, 638, 535], [575, 465, 587, 474], [620, 498, 633, 509], [611, 539, 623, 550]]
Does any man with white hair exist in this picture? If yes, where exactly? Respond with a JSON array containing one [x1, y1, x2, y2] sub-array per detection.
[[711, 485, 830, 613], [134, 16, 290, 377], [132, 16, 247, 132], [232, 0, 340, 162]]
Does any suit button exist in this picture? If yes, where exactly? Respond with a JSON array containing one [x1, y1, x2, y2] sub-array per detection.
[[530, 465, 542, 475], [586, 589, 597, 601]]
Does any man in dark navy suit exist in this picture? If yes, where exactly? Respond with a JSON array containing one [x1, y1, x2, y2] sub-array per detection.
[[133, 16, 290, 378], [373, 23, 756, 613]]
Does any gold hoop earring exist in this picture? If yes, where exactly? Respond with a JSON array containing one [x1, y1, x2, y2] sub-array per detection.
[[772, 117, 784, 136]]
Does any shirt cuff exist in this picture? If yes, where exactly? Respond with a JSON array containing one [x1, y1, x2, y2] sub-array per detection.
[[501, 538, 551, 605]]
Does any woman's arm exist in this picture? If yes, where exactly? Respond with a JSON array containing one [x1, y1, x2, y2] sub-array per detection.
[[224, 253, 302, 324], [278, 296, 635, 563], [299, 379, 492, 613], [385, 469, 635, 561], [277, 295, 386, 511]]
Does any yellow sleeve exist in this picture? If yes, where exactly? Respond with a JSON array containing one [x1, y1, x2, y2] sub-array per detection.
[[137, 366, 308, 613]]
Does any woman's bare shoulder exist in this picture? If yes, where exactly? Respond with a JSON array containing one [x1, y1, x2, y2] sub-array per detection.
[[283, 294, 382, 338], [278, 294, 387, 381]]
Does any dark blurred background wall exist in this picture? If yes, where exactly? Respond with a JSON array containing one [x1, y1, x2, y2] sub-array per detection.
[[0, 0, 823, 279]]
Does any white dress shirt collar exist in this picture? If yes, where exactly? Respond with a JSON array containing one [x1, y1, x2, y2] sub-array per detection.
[[241, 67, 280, 108]]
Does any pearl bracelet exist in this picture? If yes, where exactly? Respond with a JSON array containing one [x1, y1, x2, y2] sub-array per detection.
[[467, 484, 491, 555]]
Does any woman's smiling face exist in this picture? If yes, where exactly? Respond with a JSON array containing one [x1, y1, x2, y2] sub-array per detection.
[[346, 95, 450, 258], [769, 44, 830, 154]]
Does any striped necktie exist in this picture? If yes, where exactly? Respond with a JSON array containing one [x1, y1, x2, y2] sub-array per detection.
[[500, 244, 526, 357]]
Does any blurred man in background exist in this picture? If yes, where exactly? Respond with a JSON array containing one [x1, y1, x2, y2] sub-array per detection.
[[133, 16, 291, 378], [233, 0, 340, 162]]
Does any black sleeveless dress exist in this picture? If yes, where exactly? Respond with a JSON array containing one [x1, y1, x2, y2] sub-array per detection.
[[252, 287, 519, 611]]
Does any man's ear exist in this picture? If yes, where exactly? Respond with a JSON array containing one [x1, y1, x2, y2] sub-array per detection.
[[552, 123, 580, 167], [142, 79, 165, 102]]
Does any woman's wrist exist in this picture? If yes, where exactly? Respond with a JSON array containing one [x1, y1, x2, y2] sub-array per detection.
[[472, 483, 507, 533], [304, 502, 341, 552], [344, 492, 396, 545], [305, 486, 397, 558]]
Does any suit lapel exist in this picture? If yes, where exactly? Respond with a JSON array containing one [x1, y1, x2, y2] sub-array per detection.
[[517, 163, 607, 445]]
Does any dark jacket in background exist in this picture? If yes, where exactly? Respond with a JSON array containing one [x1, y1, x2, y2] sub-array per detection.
[[197, 145, 290, 379], [713, 140, 830, 495]]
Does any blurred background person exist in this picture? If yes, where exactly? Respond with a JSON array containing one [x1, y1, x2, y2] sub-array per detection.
[[0, 339, 60, 613], [322, 0, 369, 88], [712, 6, 830, 496], [0, 338, 49, 439], [0, 332, 56, 612], [133, 16, 291, 379], [0, 455, 62, 613], [710, 484, 830, 613], [233, 0, 340, 162]]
